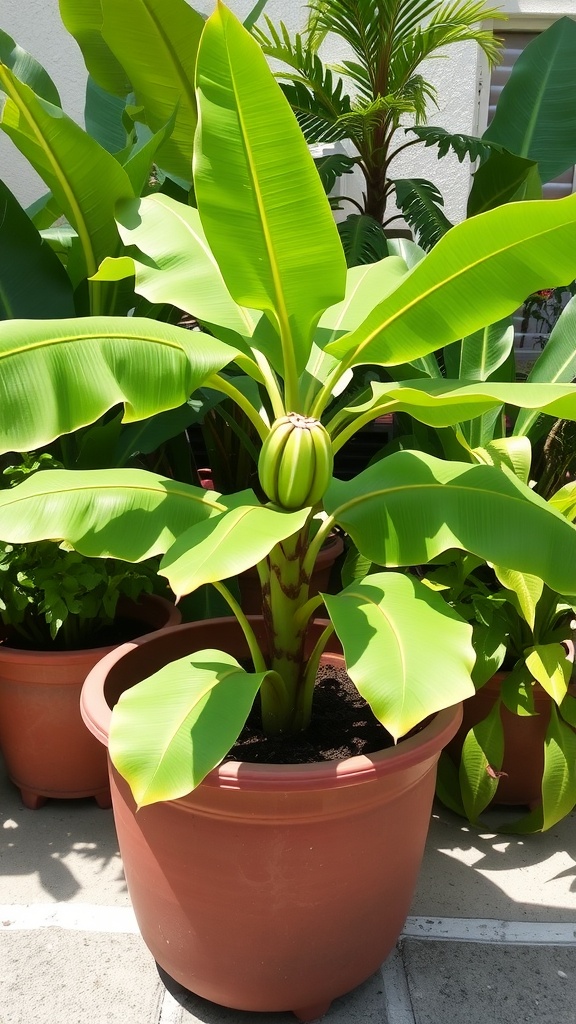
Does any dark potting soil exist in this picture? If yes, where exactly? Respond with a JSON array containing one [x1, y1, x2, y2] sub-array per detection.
[[225, 663, 396, 765]]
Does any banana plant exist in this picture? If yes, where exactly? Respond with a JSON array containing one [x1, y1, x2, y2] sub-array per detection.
[[426, 453, 576, 833], [4, 6, 576, 807], [376, 280, 576, 832]]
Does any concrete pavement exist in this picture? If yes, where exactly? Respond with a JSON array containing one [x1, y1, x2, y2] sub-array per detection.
[[1, 754, 575, 1024]]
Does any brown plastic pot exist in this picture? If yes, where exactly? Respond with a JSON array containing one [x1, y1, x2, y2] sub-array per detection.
[[0, 595, 180, 809], [81, 616, 462, 1020], [238, 533, 345, 614], [445, 642, 575, 809]]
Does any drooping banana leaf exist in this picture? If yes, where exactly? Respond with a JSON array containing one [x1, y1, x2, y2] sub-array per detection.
[[324, 572, 475, 740], [0, 29, 61, 105], [96, 194, 263, 342], [0, 317, 237, 452], [331, 379, 576, 436], [324, 450, 576, 597], [0, 468, 228, 562]]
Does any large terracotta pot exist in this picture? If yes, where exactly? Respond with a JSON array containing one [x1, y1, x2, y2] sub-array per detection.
[[238, 533, 345, 614], [0, 595, 180, 809], [81, 616, 462, 1021]]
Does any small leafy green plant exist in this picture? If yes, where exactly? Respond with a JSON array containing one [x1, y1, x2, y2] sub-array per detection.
[[424, 540, 576, 831], [0, 452, 156, 649], [0, 540, 155, 650]]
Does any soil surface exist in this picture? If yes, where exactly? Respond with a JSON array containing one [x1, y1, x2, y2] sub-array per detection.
[[225, 663, 395, 765]]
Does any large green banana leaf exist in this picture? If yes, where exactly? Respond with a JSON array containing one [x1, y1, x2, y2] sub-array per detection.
[[0, 29, 61, 105], [110, 649, 272, 807], [324, 573, 475, 740], [194, 4, 346, 380], [325, 194, 576, 368], [0, 180, 74, 319], [0, 468, 226, 562], [316, 258, 410, 346], [100, 0, 205, 181], [160, 505, 311, 598], [443, 319, 514, 383], [0, 318, 237, 452], [97, 194, 263, 340], [324, 451, 576, 596], [467, 150, 541, 217], [59, 0, 131, 97], [0, 66, 134, 289], [483, 18, 576, 184]]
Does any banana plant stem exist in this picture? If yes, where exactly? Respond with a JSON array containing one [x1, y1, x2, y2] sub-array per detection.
[[328, 402, 398, 455]]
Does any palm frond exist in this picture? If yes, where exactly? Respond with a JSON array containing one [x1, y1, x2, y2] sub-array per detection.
[[392, 178, 452, 250], [408, 125, 504, 163], [337, 213, 389, 267], [395, 74, 437, 122], [314, 152, 358, 194], [391, 1, 505, 89], [306, 0, 386, 82], [253, 18, 353, 143]]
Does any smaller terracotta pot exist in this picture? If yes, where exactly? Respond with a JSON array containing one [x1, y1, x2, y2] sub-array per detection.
[[0, 595, 180, 809], [238, 533, 344, 614], [445, 643, 575, 809]]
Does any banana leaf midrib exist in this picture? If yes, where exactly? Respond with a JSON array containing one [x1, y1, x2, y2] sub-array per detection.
[[330, 480, 568, 521], [0, 325, 198, 360], [0, 475, 226, 511]]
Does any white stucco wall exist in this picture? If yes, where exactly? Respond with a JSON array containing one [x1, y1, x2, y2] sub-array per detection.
[[1, 0, 575, 219]]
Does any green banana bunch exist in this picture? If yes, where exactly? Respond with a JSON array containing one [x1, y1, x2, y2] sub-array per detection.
[[258, 413, 334, 510]]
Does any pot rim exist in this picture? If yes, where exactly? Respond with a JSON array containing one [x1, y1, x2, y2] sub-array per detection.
[[82, 616, 463, 793]]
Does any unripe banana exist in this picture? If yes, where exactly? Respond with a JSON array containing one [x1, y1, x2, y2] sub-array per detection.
[[258, 413, 334, 510]]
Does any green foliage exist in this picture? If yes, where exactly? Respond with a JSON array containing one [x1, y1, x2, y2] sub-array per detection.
[[0, 542, 154, 649], [2, 7, 576, 808], [392, 179, 453, 251], [407, 126, 500, 164], [337, 214, 388, 267], [315, 152, 358, 195], [425, 475, 576, 832], [254, 0, 505, 237]]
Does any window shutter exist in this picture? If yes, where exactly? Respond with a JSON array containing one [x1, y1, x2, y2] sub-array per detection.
[[488, 32, 575, 371]]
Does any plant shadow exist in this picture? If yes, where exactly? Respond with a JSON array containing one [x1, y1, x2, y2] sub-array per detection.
[[0, 754, 127, 902]]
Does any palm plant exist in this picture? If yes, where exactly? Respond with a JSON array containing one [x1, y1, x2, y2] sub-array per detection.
[[254, 0, 504, 251]]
